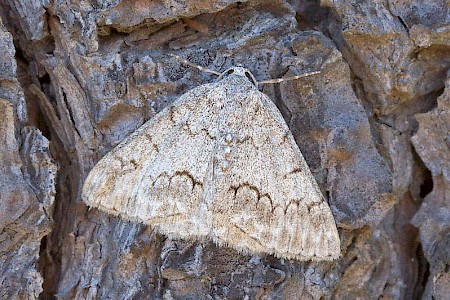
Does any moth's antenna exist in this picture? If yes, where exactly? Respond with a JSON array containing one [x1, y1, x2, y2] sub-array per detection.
[[170, 54, 221, 76], [258, 70, 321, 85]]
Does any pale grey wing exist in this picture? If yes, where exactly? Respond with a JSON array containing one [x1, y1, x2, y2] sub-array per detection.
[[211, 88, 340, 261], [82, 83, 221, 238]]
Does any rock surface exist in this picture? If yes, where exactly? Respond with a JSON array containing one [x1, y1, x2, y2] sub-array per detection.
[[0, 20, 57, 299], [0, 0, 448, 299]]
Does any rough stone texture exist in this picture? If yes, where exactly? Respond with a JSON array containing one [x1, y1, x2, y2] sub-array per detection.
[[0, 0, 448, 299], [411, 72, 450, 299], [0, 20, 57, 299]]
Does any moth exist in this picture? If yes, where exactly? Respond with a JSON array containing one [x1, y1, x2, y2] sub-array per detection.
[[82, 56, 340, 261]]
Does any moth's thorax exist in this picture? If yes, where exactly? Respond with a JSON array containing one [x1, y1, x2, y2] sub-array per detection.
[[218, 66, 258, 86]]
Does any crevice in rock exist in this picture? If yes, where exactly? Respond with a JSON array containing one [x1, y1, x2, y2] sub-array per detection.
[[419, 168, 433, 199], [38, 234, 56, 300], [14, 45, 27, 65], [32, 106, 52, 142], [410, 146, 434, 204], [413, 242, 430, 299], [38, 170, 67, 300], [36, 117, 72, 299], [25, 90, 51, 140], [408, 148, 433, 299], [97, 25, 128, 52], [397, 16, 410, 34], [294, 0, 331, 35], [38, 73, 51, 86], [37, 73, 63, 122], [13, 39, 53, 139], [61, 90, 82, 139]]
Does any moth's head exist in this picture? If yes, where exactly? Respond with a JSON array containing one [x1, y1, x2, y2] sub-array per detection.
[[218, 66, 258, 86]]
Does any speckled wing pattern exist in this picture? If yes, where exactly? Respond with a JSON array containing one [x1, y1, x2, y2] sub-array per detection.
[[82, 72, 340, 261]]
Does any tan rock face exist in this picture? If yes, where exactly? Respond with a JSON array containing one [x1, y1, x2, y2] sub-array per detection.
[[0, 0, 448, 299]]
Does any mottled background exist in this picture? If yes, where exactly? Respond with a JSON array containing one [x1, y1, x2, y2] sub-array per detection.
[[0, 0, 448, 299]]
